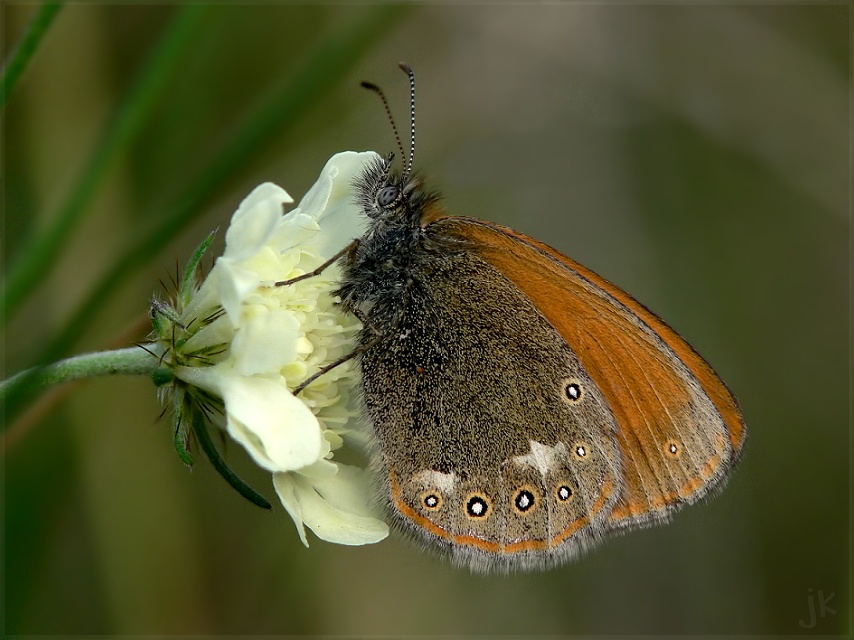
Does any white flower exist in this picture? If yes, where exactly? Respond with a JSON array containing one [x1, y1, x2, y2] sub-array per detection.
[[167, 151, 388, 546]]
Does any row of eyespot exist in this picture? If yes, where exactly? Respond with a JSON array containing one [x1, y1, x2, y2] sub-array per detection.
[[421, 484, 575, 519], [417, 437, 683, 519]]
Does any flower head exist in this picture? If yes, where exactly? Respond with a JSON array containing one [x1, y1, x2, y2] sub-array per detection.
[[151, 151, 388, 546]]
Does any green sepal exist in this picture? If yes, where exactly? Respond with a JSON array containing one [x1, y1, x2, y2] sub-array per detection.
[[151, 368, 174, 387], [150, 298, 183, 339], [172, 387, 193, 467], [180, 230, 216, 309], [189, 401, 272, 510]]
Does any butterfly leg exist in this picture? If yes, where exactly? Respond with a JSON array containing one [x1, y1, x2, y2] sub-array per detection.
[[274, 239, 359, 287], [292, 302, 381, 396]]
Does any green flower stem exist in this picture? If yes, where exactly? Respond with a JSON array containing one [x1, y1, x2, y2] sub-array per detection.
[[0, 347, 166, 410], [1, 5, 210, 325], [0, 2, 64, 109]]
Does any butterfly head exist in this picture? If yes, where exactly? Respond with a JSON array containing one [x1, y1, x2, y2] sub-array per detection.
[[354, 152, 441, 227], [356, 65, 445, 227]]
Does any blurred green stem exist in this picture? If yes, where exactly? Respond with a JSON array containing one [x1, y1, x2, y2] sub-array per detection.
[[0, 347, 166, 407], [0, 2, 64, 109], [2, 5, 406, 424], [1, 5, 210, 325], [38, 6, 404, 358]]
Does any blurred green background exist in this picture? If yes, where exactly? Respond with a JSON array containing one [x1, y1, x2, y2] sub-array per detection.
[[2, 4, 848, 635]]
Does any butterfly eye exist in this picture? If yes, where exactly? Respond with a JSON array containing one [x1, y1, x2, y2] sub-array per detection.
[[377, 185, 400, 207]]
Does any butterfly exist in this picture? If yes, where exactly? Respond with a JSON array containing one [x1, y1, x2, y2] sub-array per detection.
[[295, 64, 746, 572]]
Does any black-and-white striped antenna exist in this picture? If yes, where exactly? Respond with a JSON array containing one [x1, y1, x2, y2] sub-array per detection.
[[361, 63, 418, 181], [398, 62, 416, 182], [360, 79, 407, 172]]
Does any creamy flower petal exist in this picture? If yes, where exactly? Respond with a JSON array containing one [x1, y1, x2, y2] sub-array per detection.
[[273, 475, 309, 546], [297, 151, 375, 222], [230, 310, 300, 376], [268, 213, 321, 255], [273, 467, 389, 546], [221, 376, 325, 472], [225, 183, 293, 260], [294, 159, 334, 219], [310, 462, 382, 519], [295, 151, 376, 258], [173, 361, 225, 394], [295, 457, 339, 480], [215, 259, 263, 323], [297, 492, 389, 545]]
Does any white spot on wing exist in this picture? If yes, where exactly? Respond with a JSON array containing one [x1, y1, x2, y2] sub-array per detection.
[[513, 440, 570, 475], [412, 469, 457, 492]]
